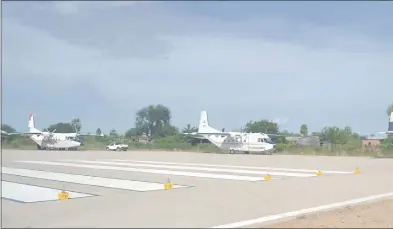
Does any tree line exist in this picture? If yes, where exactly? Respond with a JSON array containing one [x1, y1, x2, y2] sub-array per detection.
[[2, 103, 393, 150]]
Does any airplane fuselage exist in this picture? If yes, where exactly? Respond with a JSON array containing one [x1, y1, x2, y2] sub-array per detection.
[[200, 132, 275, 154], [30, 135, 81, 150]]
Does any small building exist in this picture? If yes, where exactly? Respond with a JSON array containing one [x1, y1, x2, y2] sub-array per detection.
[[285, 136, 320, 146], [297, 136, 320, 146], [362, 139, 381, 149], [285, 136, 302, 142], [362, 134, 388, 149]]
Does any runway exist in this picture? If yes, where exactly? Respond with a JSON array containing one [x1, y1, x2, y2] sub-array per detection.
[[2, 149, 393, 227]]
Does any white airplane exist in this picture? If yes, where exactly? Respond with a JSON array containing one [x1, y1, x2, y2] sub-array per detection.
[[2, 114, 95, 150], [185, 111, 277, 155]]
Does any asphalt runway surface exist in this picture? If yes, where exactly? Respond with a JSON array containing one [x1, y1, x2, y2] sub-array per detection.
[[2, 149, 393, 228]]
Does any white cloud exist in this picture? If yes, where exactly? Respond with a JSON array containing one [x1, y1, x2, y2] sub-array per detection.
[[52, 1, 141, 15], [4, 15, 392, 101], [3, 3, 393, 132]]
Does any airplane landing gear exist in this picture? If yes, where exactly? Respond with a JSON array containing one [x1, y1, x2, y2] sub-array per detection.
[[36, 145, 79, 151], [263, 150, 273, 155]]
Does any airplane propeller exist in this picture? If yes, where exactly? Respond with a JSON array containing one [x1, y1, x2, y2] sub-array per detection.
[[42, 128, 56, 140], [73, 126, 80, 135], [44, 128, 56, 134]]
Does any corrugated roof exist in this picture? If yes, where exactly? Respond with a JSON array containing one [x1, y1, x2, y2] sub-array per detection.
[[365, 134, 388, 140]]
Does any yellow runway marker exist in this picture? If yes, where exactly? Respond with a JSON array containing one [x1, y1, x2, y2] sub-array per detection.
[[164, 178, 173, 190]]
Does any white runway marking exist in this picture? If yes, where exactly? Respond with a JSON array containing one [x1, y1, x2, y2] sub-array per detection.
[[111, 159, 353, 174], [15, 161, 273, 182], [64, 160, 316, 178], [2, 167, 189, 192], [211, 192, 393, 228], [1, 181, 92, 203]]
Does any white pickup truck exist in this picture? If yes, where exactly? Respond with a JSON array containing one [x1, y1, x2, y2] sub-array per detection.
[[106, 142, 129, 151]]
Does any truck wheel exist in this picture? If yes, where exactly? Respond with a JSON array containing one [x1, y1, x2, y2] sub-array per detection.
[[229, 149, 235, 154], [106, 147, 109, 151], [116, 147, 121, 151]]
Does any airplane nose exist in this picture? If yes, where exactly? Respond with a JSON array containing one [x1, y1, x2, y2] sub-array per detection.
[[73, 141, 81, 147]]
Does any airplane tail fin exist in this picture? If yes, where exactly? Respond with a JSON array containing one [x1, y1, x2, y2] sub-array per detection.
[[198, 111, 220, 133], [389, 107, 393, 132], [28, 114, 41, 133]]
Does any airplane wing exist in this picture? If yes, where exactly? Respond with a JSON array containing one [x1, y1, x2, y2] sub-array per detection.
[[182, 132, 232, 140], [182, 135, 206, 140], [78, 133, 97, 136], [378, 131, 393, 135], [76, 132, 105, 137], [197, 132, 231, 136], [183, 132, 231, 136], [1, 130, 42, 136]]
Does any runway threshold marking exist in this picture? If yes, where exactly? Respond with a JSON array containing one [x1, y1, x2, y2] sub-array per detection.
[[110, 159, 353, 174], [211, 192, 393, 228], [2, 167, 189, 192], [63, 160, 316, 178], [15, 161, 274, 182], [1, 181, 93, 203]]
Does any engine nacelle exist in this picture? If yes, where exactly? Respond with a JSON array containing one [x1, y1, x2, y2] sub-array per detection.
[[42, 132, 51, 137]]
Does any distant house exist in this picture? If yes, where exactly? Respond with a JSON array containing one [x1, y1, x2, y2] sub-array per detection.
[[362, 134, 388, 149], [362, 139, 381, 149], [297, 136, 320, 146], [285, 136, 302, 142], [285, 136, 320, 146], [131, 134, 153, 144]]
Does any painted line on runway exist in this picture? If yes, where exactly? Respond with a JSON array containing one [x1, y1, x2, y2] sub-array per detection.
[[1, 181, 93, 203], [2, 167, 189, 192], [211, 192, 393, 228], [63, 160, 316, 178], [14, 161, 275, 182], [109, 159, 353, 174]]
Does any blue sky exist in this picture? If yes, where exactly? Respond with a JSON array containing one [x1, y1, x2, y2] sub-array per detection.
[[3, 1, 393, 135]]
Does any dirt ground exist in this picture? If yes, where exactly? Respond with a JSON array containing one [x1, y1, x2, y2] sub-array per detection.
[[267, 198, 393, 228]]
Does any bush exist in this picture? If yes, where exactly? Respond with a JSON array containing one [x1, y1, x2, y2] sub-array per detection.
[[4, 134, 393, 157]]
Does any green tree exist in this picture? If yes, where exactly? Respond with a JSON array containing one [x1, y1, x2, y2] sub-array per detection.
[[320, 126, 350, 145], [162, 124, 179, 136], [1, 124, 17, 142], [109, 129, 118, 136], [300, 124, 308, 136], [1, 124, 16, 133], [125, 128, 142, 138], [135, 104, 173, 137], [244, 120, 279, 134], [71, 118, 82, 132], [96, 128, 102, 136], [182, 124, 198, 134], [47, 123, 74, 133], [387, 103, 393, 116]]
